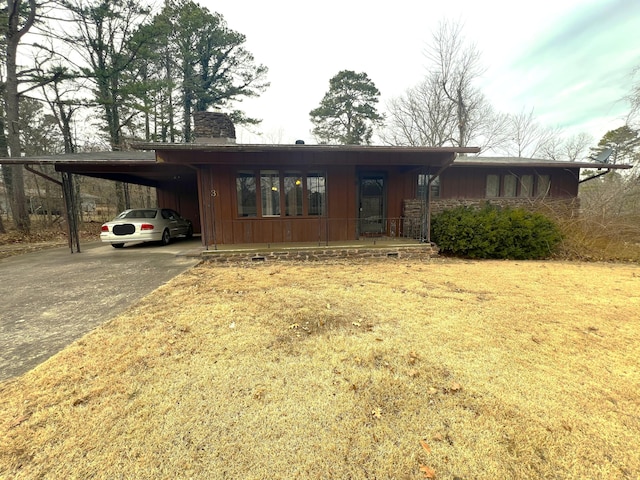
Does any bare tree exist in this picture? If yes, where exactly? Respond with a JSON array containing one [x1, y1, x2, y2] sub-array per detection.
[[627, 66, 640, 128], [464, 99, 511, 154], [0, 91, 7, 233], [501, 108, 560, 158], [3, 0, 37, 232], [36, 61, 83, 154], [564, 132, 594, 161], [382, 73, 455, 146], [539, 131, 593, 161], [425, 19, 485, 148], [384, 19, 510, 153]]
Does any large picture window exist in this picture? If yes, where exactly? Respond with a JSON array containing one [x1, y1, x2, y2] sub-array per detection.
[[537, 175, 551, 197], [485, 174, 551, 198], [260, 170, 280, 216], [503, 174, 517, 197], [519, 175, 534, 197], [236, 171, 257, 217], [307, 172, 326, 216], [236, 170, 326, 217], [486, 174, 500, 197], [284, 173, 303, 216]]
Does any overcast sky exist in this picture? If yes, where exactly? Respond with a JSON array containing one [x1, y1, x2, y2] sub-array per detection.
[[203, 0, 640, 146]]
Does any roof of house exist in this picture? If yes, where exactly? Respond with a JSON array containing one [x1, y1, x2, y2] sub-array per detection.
[[1, 150, 156, 165], [453, 156, 631, 169], [133, 142, 481, 155], [1, 148, 628, 188]]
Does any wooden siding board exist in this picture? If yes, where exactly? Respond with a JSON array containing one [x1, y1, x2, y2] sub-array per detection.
[[196, 162, 583, 245], [440, 167, 580, 200], [156, 176, 200, 233]]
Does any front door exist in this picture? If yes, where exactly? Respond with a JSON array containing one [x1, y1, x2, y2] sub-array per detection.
[[359, 174, 386, 235]]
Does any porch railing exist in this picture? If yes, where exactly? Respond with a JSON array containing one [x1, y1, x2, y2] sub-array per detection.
[[206, 216, 428, 248]]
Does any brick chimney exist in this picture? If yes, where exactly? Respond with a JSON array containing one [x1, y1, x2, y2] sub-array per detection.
[[192, 112, 236, 144]]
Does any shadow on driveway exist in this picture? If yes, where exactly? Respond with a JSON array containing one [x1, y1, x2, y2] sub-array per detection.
[[0, 239, 202, 381]]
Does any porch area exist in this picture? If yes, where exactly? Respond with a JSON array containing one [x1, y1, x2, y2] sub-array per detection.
[[188, 237, 437, 263]]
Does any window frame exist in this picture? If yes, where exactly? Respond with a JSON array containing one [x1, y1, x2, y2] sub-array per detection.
[[485, 173, 552, 198], [235, 169, 327, 219], [417, 174, 441, 199], [236, 170, 258, 217], [306, 171, 327, 216], [260, 170, 281, 217], [283, 172, 304, 217]]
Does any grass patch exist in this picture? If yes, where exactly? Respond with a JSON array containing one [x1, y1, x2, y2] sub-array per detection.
[[1, 259, 639, 479]]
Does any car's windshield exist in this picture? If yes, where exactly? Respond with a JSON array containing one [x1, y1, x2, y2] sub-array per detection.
[[116, 209, 158, 219]]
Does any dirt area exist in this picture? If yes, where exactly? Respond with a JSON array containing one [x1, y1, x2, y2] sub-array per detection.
[[1, 259, 638, 479], [0, 222, 103, 259]]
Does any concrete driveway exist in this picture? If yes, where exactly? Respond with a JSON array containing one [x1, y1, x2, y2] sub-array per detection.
[[0, 239, 202, 381]]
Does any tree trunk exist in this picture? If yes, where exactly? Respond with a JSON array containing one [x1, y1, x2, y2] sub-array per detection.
[[115, 181, 126, 213], [457, 86, 467, 149], [0, 116, 8, 233], [4, 0, 37, 233]]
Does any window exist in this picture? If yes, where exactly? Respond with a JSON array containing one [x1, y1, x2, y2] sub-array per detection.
[[537, 175, 551, 197], [236, 170, 326, 217], [417, 174, 440, 199], [284, 173, 303, 216], [486, 173, 552, 198], [503, 174, 517, 197], [519, 175, 534, 197], [307, 172, 326, 216], [486, 175, 500, 197], [260, 170, 280, 216], [236, 171, 257, 217]]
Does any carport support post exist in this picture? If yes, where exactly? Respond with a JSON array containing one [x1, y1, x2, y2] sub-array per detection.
[[61, 172, 81, 253]]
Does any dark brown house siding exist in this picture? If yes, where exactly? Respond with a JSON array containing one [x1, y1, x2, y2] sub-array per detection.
[[156, 176, 201, 233], [195, 164, 419, 246], [439, 166, 579, 199]]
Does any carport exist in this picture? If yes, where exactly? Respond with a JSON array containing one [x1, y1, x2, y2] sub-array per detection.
[[3, 151, 200, 252]]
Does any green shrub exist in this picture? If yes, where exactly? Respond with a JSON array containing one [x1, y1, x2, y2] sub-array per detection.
[[431, 204, 562, 259]]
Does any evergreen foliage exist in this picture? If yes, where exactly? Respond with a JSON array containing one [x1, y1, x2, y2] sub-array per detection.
[[431, 204, 562, 259], [309, 70, 383, 145]]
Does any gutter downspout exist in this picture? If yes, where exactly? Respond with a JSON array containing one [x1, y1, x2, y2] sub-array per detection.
[[424, 153, 457, 243], [579, 169, 613, 184]]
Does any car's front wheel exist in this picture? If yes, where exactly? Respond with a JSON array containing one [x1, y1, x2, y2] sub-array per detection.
[[186, 224, 193, 239], [111, 243, 125, 249], [161, 229, 171, 245]]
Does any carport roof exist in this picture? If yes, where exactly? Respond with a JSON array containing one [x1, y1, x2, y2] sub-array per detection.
[[1, 150, 186, 187], [3, 145, 480, 185]]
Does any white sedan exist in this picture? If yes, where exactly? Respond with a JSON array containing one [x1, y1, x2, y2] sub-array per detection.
[[100, 208, 193, 248]]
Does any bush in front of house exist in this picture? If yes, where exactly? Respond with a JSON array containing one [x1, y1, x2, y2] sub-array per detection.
[[431, 204, 562, 259]]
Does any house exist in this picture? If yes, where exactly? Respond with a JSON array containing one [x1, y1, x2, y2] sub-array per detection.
[[4, 112, 630, 249]]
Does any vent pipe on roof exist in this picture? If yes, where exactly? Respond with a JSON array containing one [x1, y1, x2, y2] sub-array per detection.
[[192, 112, 236, 144]]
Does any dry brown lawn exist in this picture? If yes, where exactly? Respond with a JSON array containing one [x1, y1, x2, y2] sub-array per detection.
[[1, 259, 639, 479]]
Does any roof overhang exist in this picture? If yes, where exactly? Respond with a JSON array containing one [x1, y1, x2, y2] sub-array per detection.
[[0, 151, 193, 187], [451, 156, 632, 170], [132, 142, 481, 168], [8, 148, 626, 188]]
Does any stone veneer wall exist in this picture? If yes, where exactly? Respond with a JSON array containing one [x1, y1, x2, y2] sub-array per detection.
[[192, 111, 236, 143], [201, 245, 437, 263]]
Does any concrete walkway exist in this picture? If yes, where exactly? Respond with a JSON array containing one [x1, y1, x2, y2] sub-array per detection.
[[0, 239, 201, 381]]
